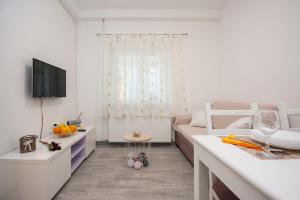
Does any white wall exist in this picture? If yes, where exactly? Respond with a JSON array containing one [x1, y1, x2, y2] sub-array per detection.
[[0, 0, 76, 154], [77, 20, 220, 140], [219, 0, 300, 108]]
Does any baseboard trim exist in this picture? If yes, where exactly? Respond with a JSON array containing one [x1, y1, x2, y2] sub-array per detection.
[[96, 141, 175, 146]]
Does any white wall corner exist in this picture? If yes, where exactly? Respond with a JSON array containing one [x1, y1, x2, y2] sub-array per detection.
[[58, 0, 80, 21]]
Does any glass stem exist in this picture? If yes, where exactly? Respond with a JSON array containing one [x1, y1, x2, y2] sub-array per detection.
[[264, 134, 271, 153]]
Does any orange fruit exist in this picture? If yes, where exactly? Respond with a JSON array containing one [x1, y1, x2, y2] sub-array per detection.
[[61, 125, 71, 134], [53, 127, 61, 134], [69, 125, 77, 133]]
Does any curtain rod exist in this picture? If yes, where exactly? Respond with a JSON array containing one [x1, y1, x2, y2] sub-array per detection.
[[96, 33, 188, 36]]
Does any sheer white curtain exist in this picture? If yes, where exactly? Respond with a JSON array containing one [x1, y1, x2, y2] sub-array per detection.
[[99, 34, 188, 118]]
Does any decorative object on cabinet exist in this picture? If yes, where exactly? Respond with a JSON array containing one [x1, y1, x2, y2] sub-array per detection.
[[67, 112, 83, 127], [52, 124, 77, 137], [40, 141, 62, 151], [19, 135, 38, 153]]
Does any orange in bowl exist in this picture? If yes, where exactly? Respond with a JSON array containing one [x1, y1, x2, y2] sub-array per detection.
[[53, 126, 61, 134], [69, 125, 77, 133], [53, 124, 74, 137]]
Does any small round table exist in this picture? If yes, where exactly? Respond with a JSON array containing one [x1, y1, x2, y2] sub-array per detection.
[[123, 133, 152, 159]]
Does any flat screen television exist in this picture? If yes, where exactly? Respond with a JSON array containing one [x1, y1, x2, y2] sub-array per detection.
[[32, 58, 66, 97]]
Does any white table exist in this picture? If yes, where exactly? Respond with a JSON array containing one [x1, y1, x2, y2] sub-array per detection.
[[193, 135, 300, 200]]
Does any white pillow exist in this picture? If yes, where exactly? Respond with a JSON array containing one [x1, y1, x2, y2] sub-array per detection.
[[226, 117, 253, 129], [189, 110, 206, 127]]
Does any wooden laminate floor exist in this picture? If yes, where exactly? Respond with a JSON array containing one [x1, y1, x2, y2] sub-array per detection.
[[55, 144, 193, 200]]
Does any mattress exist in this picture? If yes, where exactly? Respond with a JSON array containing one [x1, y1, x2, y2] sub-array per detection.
[[175, 124, 208, 143]]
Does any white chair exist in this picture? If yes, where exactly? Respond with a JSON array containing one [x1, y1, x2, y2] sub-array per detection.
[[279, 103, 300, 132], [205, 102, 258, 200], [205, 102, 258, 136]]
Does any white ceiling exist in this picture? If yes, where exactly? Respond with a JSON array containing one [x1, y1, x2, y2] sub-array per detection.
[[72, 0, 228, 10]]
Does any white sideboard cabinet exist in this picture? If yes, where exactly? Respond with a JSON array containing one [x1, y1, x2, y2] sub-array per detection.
[[0, 126, 96, 200]]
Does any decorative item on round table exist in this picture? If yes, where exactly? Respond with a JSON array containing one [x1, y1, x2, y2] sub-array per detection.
[[133, 130, 142, 137]]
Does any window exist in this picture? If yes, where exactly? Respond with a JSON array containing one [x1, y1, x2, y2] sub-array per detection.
[[118, 55, 170, 106], [101, 34, 187, 117]]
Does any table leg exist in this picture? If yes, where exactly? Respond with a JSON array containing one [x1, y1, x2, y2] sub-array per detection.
[[194, 144, 209, 200]]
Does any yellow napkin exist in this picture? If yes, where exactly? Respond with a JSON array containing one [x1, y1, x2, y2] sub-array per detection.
[[222, 135, 263, 151]]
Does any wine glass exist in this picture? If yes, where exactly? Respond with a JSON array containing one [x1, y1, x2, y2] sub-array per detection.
[[254, 110, 280, 158]]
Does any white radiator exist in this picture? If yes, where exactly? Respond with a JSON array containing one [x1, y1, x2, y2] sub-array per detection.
[[108, 117, 171, 142]]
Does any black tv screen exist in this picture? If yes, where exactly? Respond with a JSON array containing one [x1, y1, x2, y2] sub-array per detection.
[[32, 58, 66, 97]]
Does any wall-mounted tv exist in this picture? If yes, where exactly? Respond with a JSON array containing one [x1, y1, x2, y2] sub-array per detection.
[[32, 58, 66, 97]]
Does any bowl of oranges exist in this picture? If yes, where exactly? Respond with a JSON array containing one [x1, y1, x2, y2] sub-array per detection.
[[53, 124, 77, 137]]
